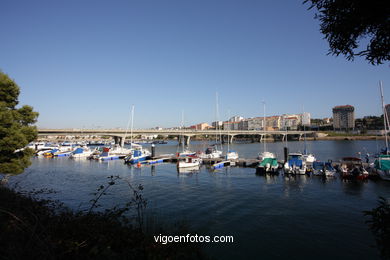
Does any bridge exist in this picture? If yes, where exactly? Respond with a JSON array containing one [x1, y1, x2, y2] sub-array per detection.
[[38, 129, 315, 146]]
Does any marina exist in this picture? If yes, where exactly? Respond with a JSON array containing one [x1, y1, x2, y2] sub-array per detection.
[[9, 139, 390, 260]]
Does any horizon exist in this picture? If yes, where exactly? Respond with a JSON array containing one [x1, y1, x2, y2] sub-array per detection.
[[1, 0, 389, 129]]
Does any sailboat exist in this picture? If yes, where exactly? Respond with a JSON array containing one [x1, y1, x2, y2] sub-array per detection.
[[373, 81, 390, 181], [224, 110, 239, 160], [201, 92, 223, 159], [176, 111, 196, 158], [176, 111, 201, 169], [256, 102, 278, 174], [301, 112, 316, 165], [124, 105, 151, 164]]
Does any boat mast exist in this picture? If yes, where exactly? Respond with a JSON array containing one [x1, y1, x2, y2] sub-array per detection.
[[130, 105, 134, 148], [123, 106, 133, 147], [181, 110, 185, 152], [302, 105, 307, 155], [227, 109, 230, 152], [263, 101, 267, 153], [216, 92, 222, 150], [380, 81, 389, 153]]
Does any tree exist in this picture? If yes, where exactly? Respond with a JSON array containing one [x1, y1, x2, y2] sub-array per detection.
[[0, 71, 39, 175], [305, 0, 390, 65]]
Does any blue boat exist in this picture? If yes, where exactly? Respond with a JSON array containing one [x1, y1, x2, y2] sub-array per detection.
[[124, 148, 151, 164]]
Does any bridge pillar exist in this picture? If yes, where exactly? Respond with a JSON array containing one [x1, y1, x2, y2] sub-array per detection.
[[229, 135, 235, 144], [113, 136, 123, 146], [298, 134, 303, 141], [282, 134, 287, 142], [184, 136, 191, 146], [260, 134, 264, 142]]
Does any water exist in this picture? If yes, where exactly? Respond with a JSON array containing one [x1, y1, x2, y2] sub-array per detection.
[[8, 140, 390, 259]]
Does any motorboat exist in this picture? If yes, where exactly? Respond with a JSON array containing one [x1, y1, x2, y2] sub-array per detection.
[[124, 147, 151, 164], [312, 161, 325, 176], [200, 146, 223, 159], [324, 162, 336, 177], [97, 147, 126, 161], [256, 157, 279, 175], [69, 147, 94, 158], [284, 153, 306, 175], [338, 157, 368, 180], [177, 155, 202, 168]]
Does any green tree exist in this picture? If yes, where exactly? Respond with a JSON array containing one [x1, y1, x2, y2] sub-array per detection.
[[0, 71, 39, 175], [305, 0, 390, 65]]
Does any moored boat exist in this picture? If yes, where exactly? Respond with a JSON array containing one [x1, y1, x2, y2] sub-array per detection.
[[284, 153, 306, 175], [177, 155, 202, 169], [124, 147, 151, 164]]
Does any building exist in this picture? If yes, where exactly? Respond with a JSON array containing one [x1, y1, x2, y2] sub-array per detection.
[[223, 121, 240, 130], [242, 116, 281, 131], [332, 105, 355, 130], [211, 121, 223, 129], [229, 116, 244, 122], [189, 122, 212, 130], [301, 112, 311, 126], [280, 114, 301, 130]]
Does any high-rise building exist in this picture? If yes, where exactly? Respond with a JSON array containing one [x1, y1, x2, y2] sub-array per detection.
[[332, 105, 355, 130]]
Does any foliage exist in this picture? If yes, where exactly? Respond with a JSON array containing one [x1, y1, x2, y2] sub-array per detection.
[[356, 115, 384, 130], [305, 0, 390, 65], [0, 179, 208, 259], [0, 71, 39, 175], [364, 197, 390, 259]]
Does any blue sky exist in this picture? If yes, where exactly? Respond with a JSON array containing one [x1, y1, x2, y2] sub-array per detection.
[[1, 0, 389, 129]]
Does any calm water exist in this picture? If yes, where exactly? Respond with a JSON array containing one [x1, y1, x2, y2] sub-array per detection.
[[9, 140, 390, 260]]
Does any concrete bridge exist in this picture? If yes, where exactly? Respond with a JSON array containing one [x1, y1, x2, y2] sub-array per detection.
[[38, 128, 315, 146]]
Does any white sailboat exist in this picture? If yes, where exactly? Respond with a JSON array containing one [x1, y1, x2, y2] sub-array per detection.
[[257, 102, 278, 174], [176, 111, 196, 158], [201, 92, 223, 159], [176, 111, 201, 169], [124, 105, 151, 164], [225, 110, 239, 160], [302, 110, 316, 164]]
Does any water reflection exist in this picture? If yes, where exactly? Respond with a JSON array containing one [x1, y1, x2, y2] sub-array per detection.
[[341, 179, 367, 196]]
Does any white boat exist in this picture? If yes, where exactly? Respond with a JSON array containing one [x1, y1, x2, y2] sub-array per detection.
[[225, 150, 239, 160], [303, 153, 316, 163], [284, 153, 307, 175], [26, 141, 47, 151], [97, 147, 127, 161], [177, 155, 202, 168], [258, 151, 276, 161], [35, 144, 60, 155], [177, 149, 196, 157], [200, 146, 223, 159], [69, 147, 94, 158]]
